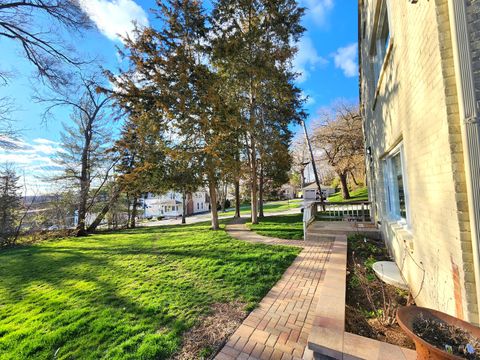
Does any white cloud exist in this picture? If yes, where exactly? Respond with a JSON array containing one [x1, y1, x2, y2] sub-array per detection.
[[293, 36, 328, 83], [0, 137, 63, 195], [302, 0, 334, 27], [80, 0, 149, 42], [333, 43, 358, 77], [33, 138, 57, 145]]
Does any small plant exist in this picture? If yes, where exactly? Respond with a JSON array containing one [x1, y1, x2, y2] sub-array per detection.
[[198, 346, 214, 359], [352, 254, 397, 327]]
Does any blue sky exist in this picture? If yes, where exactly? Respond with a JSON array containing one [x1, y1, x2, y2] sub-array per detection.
[[0, 0, 358, 193]]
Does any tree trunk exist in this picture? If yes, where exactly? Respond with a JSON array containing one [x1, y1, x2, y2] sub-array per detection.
[[350, 170, 359, 186], [76, 122, 92, 237], [126, 194, 131, 228], [182, 191, 186, 224], [86, 186, 122, 233], [339, 172, 350, 200], [130, 196, 138, 228], [222, 182, 228, 212], [76, 178, 89, 236], [234, 179, 241, 218], [208, 177, 219, 230], [258, 162, 264, 219], [250, 133, 258, 224]]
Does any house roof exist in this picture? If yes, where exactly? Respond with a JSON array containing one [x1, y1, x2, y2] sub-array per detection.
[[303, 182, 334, 190], [146, 199, 182, 206]]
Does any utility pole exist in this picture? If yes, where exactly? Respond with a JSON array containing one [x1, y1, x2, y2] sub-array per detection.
[[301, 119, 325, 210]]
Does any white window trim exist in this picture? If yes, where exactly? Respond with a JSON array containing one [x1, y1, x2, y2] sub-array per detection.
[[383, 142, 410, 228]]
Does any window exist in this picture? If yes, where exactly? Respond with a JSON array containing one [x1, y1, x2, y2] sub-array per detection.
[[383, 144, 408, 222], [371, 1, 391, 86], [197, 203, 199, 210]]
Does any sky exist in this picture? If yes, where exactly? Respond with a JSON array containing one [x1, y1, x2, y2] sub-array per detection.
[[0, 0, 358, 194]]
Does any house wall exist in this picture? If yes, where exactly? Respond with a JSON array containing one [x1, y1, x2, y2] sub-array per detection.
[[360, 0, 478, 321], [144, 191, 209, 218], [191, 192, 208, 213]]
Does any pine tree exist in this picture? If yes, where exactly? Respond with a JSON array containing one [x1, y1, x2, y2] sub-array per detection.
[[0, 166, 21, 246], [211, 0, 305, 224], [110, 0, 238, 230]]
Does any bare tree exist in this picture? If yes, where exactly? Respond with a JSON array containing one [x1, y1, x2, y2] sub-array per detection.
[[312, 103, 364, 200], [0, 0, 91, 86], [39, 74, 115, 236]]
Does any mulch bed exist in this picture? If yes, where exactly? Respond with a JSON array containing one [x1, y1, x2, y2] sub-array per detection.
[[173, 301, 247, 359], [345, 234, 415, 349]]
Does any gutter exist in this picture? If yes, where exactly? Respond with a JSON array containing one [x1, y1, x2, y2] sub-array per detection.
[[447, 0, 480, 323]]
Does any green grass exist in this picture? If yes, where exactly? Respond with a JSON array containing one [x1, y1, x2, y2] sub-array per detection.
[[217, 199, 301, 217], [327, 187, 368, 203], [0, 222, 300, 360], [247, 214, 304, 240]]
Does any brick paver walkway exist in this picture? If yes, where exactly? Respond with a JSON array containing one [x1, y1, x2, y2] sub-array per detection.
[[215, 219, 334, 360]]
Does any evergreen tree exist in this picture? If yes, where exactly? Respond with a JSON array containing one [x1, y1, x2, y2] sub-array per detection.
[[0, 165, 21, 246], [211, 0, 305, 224], [110, 0, 237, 230]]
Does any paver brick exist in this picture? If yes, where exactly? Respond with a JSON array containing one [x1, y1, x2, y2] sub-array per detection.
[[215, 220, 334, 360]]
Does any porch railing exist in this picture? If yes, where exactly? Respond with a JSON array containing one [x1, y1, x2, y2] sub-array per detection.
[[316, 201, 372, 222], [303, 201, 317, 240]]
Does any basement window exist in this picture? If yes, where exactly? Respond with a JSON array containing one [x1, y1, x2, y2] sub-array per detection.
[[383, 144, 408, 223]]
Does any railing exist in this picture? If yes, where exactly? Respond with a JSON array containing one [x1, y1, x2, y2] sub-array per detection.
[[316, 201, 372, 222], [303, 201, 317, 240]]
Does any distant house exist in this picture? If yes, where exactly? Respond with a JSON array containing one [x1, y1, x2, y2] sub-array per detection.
[[143, 190, 209, 218], [360, 0, 480, 322], [279, 184, 298, 200], [302, 182, 335, 201]]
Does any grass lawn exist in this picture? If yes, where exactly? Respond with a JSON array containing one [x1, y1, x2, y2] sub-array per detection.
[[0, 222, 300, 360], [327, 186, 368, 203], [247, 213, 304, 240], [218, 199, 301, 217]]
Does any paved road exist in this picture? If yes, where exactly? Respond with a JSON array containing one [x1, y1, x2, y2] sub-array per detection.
[[138, 207, 301, 227]]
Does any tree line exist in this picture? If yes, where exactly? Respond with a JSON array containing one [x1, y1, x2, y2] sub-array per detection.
[[0, 0, 307, 242]]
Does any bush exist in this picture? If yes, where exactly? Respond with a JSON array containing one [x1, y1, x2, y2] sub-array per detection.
[[330, 177, 340, 191], [224, 199, 231, 209]]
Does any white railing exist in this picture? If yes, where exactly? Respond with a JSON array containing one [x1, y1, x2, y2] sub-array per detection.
[[303, 201, 317, 240], [316, 201, 372, 222]]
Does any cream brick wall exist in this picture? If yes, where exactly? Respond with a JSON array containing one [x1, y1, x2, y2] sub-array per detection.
[[360, 0, 478, 321]]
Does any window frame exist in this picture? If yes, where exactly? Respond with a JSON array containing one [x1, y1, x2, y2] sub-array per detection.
[[369, 0, 393, 102], [383, 143, 410, 226]]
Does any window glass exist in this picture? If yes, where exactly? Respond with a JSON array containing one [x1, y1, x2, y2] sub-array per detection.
[[372, 3, 390, 85], [384, 146, 408, 222], [392, 153, 406, 218]]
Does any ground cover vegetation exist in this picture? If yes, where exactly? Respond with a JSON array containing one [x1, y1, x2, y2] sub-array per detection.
[[0, 222, 300, 359], [247, 213, 303, 240], [218, 199, 301, 217], [327, 186, 368, 203]]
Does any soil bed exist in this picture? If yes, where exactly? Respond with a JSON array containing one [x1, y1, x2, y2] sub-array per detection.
[[413, 315, 480, 359], [174, 301, 247, 360], [345, 234, 415, 349]]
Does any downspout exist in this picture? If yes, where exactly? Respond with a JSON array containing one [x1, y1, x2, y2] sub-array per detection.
[[447, 0, 480, 323]]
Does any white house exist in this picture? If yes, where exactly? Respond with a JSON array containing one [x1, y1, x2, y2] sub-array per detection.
[[279, 184, 298, 200], [302, 182, 335, 201], [143, 190, 209, 218]]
